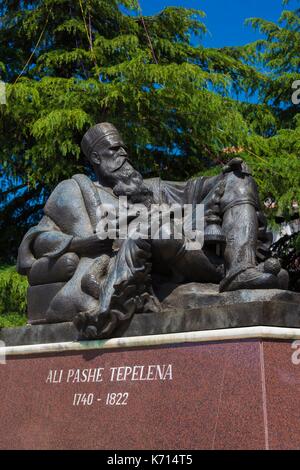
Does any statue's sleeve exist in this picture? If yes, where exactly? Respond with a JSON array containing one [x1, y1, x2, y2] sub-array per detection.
[[32, 220, 74, 260], [17, 215, 73, 275], [43, 178, 93, 237], [17, 178, 90, 275], [185, 175, 223, 204]]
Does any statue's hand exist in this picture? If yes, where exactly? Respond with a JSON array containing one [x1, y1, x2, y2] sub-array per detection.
[[222, 158, 251, 175], [70, 234, 113, 255], [222, 157, 244, 174]]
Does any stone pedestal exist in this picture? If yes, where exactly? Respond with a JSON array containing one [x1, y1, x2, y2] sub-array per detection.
[[1, 327, 300, 449], [1, 288, 300, 346]]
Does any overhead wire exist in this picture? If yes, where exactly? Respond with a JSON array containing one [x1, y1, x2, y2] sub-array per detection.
[[13, 12, 50, 85], [135, 0, 158, 64], [78, 0, 97, 67]]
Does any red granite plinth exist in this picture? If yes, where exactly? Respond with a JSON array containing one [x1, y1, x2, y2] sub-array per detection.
[[0, 338, 299, 450]]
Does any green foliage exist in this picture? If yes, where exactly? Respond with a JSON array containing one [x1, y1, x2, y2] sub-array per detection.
[[0, 0, 263, 261], [0, 0, 299, 262], [0, 266, 28, 324], [243, 3, 300, 119], [233, 2, 300, 223], [0, 313, 27, 328], [242, 119, 300, 221]]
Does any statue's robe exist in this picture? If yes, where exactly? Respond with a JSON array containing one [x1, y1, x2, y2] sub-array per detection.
[[17, 171, 265, 323]]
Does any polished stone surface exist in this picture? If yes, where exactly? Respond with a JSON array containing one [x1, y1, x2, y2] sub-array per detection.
[[0, 337, 299, 449], [263, 340, 300, 450], [1, 287, 300, 346]]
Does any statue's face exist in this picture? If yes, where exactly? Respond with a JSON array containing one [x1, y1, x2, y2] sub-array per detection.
[[97, 136, 129, 175], [95, 137, 140, 185], [93, 134, 152, 203], [92, 135, 140, 190]]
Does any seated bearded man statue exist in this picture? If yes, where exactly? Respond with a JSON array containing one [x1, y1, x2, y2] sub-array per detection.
[[17, 123, 288, 339]]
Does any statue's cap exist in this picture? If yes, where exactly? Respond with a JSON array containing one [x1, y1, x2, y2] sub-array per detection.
[[81, 122, 123, 159]]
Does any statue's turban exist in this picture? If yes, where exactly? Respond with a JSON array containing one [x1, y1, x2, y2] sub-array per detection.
[[81, 123, 123, 159]]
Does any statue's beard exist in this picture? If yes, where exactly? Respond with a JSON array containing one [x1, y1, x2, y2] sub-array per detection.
[[112, 170, 154, 208]]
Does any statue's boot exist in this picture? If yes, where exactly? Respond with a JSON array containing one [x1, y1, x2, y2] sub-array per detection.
[[220, 267, 279, 292], [220, 203, 279, 292]]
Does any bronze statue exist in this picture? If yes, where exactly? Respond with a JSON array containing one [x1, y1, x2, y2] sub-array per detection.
[[17, 123, 288, 339]]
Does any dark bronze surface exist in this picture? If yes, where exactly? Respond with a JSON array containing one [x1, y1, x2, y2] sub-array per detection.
[[17, 123, 289, 340]]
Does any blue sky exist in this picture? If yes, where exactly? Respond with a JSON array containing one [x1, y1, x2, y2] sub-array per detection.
[[137, 0, 299, 47]]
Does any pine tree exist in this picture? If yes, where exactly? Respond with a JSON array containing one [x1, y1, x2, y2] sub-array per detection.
[[232, 0, 300, 289], [224, 0, 300, 224], [244, 0, 300, 123], [0, 0, 261, 261], [2, 0, 300, 262]]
